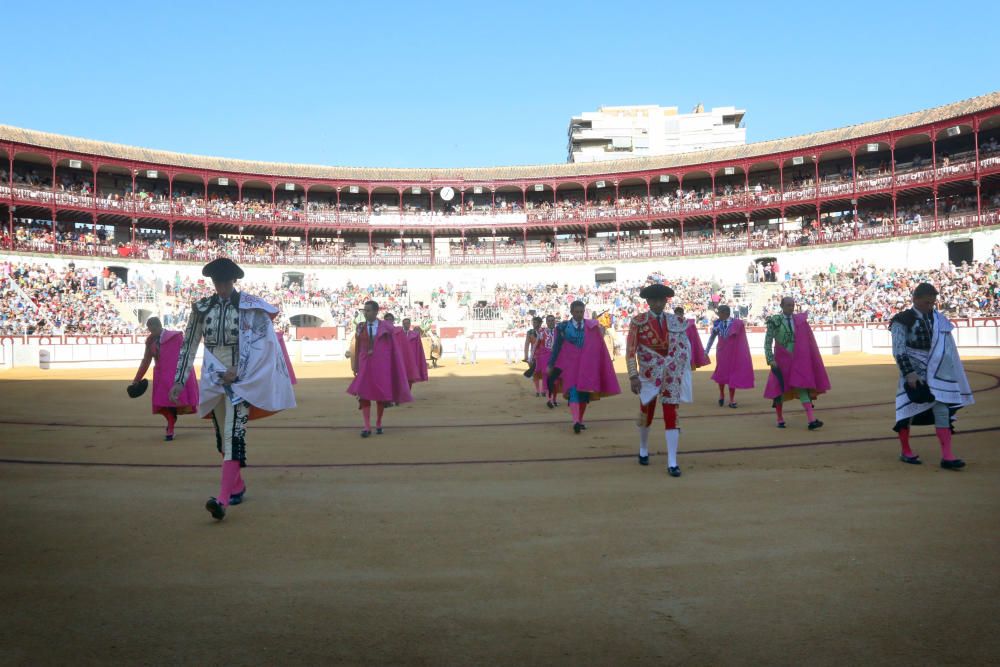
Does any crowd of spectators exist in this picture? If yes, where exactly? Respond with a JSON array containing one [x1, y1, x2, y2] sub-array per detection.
[[1, 261, 135, 335], [1, 244, 998, 338]]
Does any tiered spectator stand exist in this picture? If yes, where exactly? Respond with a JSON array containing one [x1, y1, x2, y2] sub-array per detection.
[[2, 95, 1000, 266]]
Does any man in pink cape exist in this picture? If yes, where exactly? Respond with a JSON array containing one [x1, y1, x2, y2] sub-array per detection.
[[705, 305, 754, 408], [130, 316, 199, 441], [348, 301, 413, 437], [763, 297, 831, 430], [534, 314, 561, 409], [674, 307, 711, 370], [548, 300, 621, 433], [401, 317, 429, 387]]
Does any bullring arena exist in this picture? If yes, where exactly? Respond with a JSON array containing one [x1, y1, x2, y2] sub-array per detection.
[[2, 93, 1000, 666]]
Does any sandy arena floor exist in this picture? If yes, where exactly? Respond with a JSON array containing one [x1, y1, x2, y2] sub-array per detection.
[[1, 353, 998, 666]]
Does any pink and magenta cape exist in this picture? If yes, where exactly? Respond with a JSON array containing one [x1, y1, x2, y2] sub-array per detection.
[[553, 319, 621, 400], [685, 319, 711, 369], [404, 330, 429, 383], [347, 320, 414, 404], [710, 319, 755, 389], [763, 312, 831, 400], [153, 330, 198, 415]]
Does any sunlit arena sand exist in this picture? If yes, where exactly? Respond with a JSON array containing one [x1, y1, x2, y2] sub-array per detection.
[[2, 354, 999, 665]]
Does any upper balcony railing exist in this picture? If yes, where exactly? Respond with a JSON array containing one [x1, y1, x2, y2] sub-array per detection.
[[4, 208, 997, 267], [2, 151, 998, 232]]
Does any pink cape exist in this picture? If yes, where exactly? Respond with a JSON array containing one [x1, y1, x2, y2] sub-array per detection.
[[553, 319, 621, 400], [405, 330, 429, 383], [763, 312, 831, 400], [685, 320, 711, 369], [532, 329, 554, 380], [153, 330, 199, 414], [277, 335, 298, 385], [710, 319, 755, 389], [347, 321, 414, 404]]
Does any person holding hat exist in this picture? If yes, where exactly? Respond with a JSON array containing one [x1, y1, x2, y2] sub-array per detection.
[[890, 282, 974, 469], [169, 258, 296, 521], [130, 316, 199, 441], [548, 300, 620, 434], [626, 283, 691, 477], [763, 296, 830, 430], [523, 317, 543, 396], [401, 317, 429, 389], [534, 314, 561, 409]]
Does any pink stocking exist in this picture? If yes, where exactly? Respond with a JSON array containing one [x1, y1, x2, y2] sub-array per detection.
[[361, 404, 372, 430], [570, 403, 582, 423], [219, 460, 241, 507], [936, 427, 956, 460], [775, 402, 784, 424], [164, 411, 177, 436], [803, 402, 816, 422], [376, 403, 385, 428]]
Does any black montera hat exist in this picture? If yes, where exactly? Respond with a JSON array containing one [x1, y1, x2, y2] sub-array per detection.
[[126, 379, 149, 399], [202, 257, 244, 281], [639, 283, 675, 300]]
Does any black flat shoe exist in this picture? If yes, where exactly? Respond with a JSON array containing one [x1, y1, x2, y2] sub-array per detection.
[[776, 422, 786, 429], [899, 454, 922, 465], [375, 427, 384, 435], [229, 487, 246, 505], [360, 430, 371, 438], [718, 398, 724, 407], [668, 466, 682, 478], [638, 455, 649, 466], [205, 497, 226, 521], [940, 458, 966, 470], [164, 434, 174, 442], [573, 422, 583, 434], [546, 400, 554, 409], [728, 402, 738, 409], [808, 420, 824, 430]]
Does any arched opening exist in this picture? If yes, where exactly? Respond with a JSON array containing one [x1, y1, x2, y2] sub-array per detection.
[[947, 238, 973, 265], [595, 266, 617, 284], [290, 314, 325, 327], [282, 271, 305, 288]]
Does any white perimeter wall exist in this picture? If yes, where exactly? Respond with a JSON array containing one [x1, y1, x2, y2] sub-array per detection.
[[3, 325, 997, 371]]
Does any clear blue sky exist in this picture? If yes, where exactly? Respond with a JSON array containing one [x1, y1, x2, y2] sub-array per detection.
[[2, 0, 998, 169]]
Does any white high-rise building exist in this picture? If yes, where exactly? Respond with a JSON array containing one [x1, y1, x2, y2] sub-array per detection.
[[567, 103, 746, 163]]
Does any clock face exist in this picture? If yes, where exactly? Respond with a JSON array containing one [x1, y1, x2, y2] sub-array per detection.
[[440, 186, 455, 201]]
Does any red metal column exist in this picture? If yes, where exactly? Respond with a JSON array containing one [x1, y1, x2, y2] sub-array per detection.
[[305, 228, 310, 264], [584, 223, 589, 260], [645, 179, 651, 217], [368, 230, 373, 262], [890, 140, 897, 237], [522, 228, 527, 261], [168, 222, 174, 259], [492, 230, 496, 262], [430, 230, 435, 264], [712, 215, 717, 252], [931, 129, 939, 231], [974, 118, 982, 226], [335, 187, 341, 226], [745, 213, 751, 250], [679, 219, 685, 256], [616, 223, 621, 259]]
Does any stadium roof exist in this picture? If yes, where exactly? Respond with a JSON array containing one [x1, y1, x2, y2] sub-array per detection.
[[2, 91, 999, 183]]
